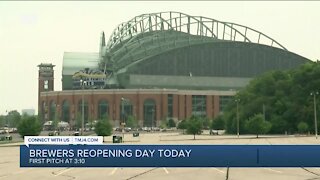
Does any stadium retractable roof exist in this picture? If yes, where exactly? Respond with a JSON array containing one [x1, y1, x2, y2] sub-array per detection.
[[100, 11, 287, 73]]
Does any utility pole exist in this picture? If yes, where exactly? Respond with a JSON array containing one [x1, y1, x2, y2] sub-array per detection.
[[80, 78, 86, 136], [311, 92, 319, 139]]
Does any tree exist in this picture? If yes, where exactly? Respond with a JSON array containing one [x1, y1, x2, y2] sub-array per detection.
[[37, 111, 44, 125], [297, 121, 309, 134], [7, 110, 21, 128], [94, 118, 112, 136], [269, 115, 289, 134], [201, 117, 210, 129], [167, 118, 176, 128], [211, 115, 225, 130], [222, 62, 320, 134], [159, 119, 167, 129], [245, 114, 272, 138], [0, 115, 5, 127], [186, 116, 203, 140], [177, 120, 187, 130], [18, 115, 42, 138], [126, 116, 138, 128]]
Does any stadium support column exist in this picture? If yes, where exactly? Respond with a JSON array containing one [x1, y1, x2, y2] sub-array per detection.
[[213, 96, 220, 118], [206, 96, 213, 119]]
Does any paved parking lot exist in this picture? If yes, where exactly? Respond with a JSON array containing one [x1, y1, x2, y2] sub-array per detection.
[[1, 133, 320, 180]]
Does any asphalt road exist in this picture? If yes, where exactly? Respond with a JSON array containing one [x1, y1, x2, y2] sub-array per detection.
[[1, 133, 320, 180]]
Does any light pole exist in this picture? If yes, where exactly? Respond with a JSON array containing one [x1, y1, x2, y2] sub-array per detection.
[[235, 99, 240, 138], [151, 108, 155, 131], [5, 110, 8, 128], [80, 78, 86, 136], [121, 97, 126, 125], [6, 110, 9, 135], [121, 97, 127, 142], [55, 104, 60, 132], [311, 92, 319, 139]]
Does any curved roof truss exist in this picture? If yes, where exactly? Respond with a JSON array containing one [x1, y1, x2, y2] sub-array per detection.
[[106, 11, 287, 51]]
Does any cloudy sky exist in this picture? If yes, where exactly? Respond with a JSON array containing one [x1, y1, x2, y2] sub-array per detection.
[[0, 1, 319, 115]]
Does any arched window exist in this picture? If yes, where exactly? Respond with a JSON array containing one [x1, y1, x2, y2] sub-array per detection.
[[61, 100, 70, 122], [49, 101, 56, 121], [120, 98, 133, 124], [78, 99, 88, 126], [143, 99, 156, 127], [98, 100, 109, 120]]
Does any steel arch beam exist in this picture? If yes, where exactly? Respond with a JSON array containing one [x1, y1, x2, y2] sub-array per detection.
[[106, 11, 286, 51]]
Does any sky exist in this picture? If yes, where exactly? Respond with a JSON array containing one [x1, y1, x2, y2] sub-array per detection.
[[0, 1, 319, 115]]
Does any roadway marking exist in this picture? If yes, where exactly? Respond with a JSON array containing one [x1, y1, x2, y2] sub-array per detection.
[[109, 168, 118, 175], [163, 168, 169, 174], [263, 168, 282, 173], [212, 168, 225, 174], [54, 168, 72, 176]]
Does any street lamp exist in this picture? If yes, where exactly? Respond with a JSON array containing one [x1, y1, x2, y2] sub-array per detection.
[[5, 110, 9, 135], [55, 104, 60, 131], [121, 97, 127, 124], [121, 97, 127, 141], [151, 108, 155, 131], [235, 99, 240, 138], [80, 78, 86, 135], [311, 91, 319, 139], [5, 110, 8, 128]]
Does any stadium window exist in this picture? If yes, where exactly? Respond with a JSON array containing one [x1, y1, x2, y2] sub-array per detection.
[[78, 100, 89, 123], [143, 99, 156, 127], [98, 100, 109, 120], [219, 96, 233, 112], [61, 100, 70, 122], [49, 101, 56, 121], [192, 95, 206, 117], [120, 99, 133, 123]]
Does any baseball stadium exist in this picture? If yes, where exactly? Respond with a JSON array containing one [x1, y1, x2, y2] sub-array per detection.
[[37, 11, 310, 128]]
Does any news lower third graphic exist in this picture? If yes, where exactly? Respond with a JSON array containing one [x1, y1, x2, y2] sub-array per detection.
[[20, 136, 320, 167], [24, 136, 104, 147]]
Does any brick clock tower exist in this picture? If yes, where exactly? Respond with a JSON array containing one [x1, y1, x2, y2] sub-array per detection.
[[38, 63, 55, 122]]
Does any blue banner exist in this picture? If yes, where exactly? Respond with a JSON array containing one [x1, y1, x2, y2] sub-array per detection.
[[20, 145, 320, 167]]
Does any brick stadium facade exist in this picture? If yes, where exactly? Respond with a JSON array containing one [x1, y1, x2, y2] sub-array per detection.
[[39, 88, 234, 127], [38, 12, 311, 128], [37, 64, 234, 128]]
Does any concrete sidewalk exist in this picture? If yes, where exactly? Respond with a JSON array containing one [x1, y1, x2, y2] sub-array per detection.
[[0, 141, 23, 147]]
